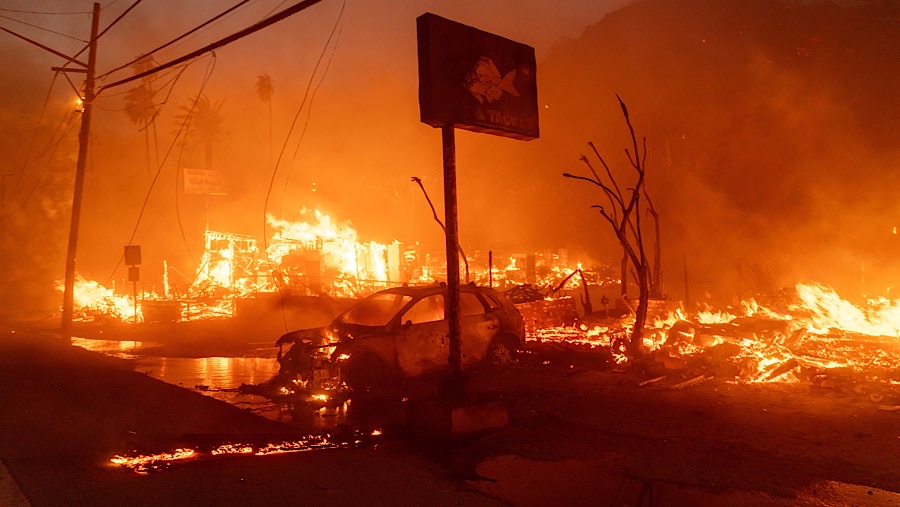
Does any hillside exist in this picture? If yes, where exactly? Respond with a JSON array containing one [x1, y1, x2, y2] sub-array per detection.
[[526, 0, 899, 300]]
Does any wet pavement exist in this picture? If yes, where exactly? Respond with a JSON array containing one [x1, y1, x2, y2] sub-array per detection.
[[70, 336, 364, 433], [48, 333, 900, 506]]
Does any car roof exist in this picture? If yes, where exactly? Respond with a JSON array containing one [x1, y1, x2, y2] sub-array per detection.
[[369, 284, 489, 298]]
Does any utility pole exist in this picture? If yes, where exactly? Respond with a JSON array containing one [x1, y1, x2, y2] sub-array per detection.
[[60, 3, 100, 341], [3, 0, 328, 339]]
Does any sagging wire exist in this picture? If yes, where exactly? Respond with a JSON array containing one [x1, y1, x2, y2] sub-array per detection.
[[0, 13, 87, 41], [66, 0, 142, 65], [261, 0, 346, 331], [102, 54, 215, 286], [266, 0, 346, 219], [94, 64, 186, 112], [280, 0, 345, 211], [97, 0, 251, 82], [5, 71, 59, 183], [19, 112, 79, 207], [0, 7, 91, 15]]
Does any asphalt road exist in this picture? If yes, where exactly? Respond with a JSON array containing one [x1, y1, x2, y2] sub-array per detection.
[[1, 329, 898, 506]]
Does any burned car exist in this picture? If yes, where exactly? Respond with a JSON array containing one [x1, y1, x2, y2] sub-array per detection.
[[275, 283, 525, 391]]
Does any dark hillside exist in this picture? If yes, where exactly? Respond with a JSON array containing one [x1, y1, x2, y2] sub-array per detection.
[[528, 0, 899, 301]]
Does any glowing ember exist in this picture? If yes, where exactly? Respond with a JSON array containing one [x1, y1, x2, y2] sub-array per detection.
[[109, 448, 196, 475], [110, 431, 379, 474]]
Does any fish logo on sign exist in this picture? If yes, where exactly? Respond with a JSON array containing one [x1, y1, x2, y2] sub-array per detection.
[[464, 57, 520, 105]]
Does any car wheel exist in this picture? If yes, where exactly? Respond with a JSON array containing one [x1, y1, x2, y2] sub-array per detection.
[[488, 334, 521, 366], [346, 353, 388, 391]]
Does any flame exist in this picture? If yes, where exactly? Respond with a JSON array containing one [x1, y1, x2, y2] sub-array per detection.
[[267, 209, 360, 276], [57, 274, 137, 322], [793, 282, 899, 337], [527, 281, 900, 386]]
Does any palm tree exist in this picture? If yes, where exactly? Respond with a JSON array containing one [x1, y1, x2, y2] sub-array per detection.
[[255, 73, 274, 167], [175, 95, 227, 170], [123, 56, 160, 176]]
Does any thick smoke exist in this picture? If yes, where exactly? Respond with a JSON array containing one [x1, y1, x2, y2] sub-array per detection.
[[0, 0, 896, 323], [480, 0, 900, 304]]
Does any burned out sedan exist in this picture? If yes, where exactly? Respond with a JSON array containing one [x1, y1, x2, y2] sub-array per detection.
[[275, 283, 524, 391]]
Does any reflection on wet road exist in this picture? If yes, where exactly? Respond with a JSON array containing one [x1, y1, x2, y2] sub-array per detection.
[[71, 337, 356, 431]]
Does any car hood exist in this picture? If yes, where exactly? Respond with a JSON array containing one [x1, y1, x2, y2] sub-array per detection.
[[275, 326, 333, 347]]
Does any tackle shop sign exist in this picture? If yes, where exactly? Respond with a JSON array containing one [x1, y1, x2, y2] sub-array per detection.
[[417, 13, 539, 140]]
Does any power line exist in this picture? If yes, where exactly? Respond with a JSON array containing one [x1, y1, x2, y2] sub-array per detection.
[[96, 0, 326, 95], [0, 7, 91, 15], [0, 13, 87, 41], [67, 0, 142, 65], [265, 0, 345, 231], [2, 72, 60, 179], [21, 112, 79, 206], [98, 0, 250, 81], [103, 54, 216, 285]]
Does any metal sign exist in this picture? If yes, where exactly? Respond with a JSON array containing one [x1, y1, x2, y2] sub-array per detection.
[[124, 245, 141, 266], [417, 13, 539, 140], [183, 168, 227, 195]]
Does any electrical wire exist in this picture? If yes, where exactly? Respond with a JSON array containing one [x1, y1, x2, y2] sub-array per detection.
[[68, 0, 142, 65], [93, 64, 188, 112], [3, 72, 60, 179], [282, 2, 344, 190], [96, 0, 325, 96], [20, 112, 79, 206], [97, 0, 250, 81], [102, 54, 215, 285], [0, 7, 91, 15], [264, 0, 346, 226], [0, 13, 87, 41], [94, 0, 142, 42], [260, 0, 345, 331]]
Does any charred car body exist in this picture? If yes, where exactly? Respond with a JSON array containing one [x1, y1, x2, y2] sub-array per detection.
[[275, 283, 525, 391]]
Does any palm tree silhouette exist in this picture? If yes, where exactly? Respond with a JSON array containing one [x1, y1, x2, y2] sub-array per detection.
[[123, 56, 160, 176], [175, 95, 227, 171], [255, 73, 274, 167]]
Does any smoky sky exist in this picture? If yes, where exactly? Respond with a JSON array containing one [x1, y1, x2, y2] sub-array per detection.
[[0, 0, 897, 319]]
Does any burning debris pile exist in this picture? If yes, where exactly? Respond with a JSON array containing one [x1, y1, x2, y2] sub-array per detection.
[[531, 282, 900, 403], [62, 208, 599, 325], [58, 208, 899, 403]]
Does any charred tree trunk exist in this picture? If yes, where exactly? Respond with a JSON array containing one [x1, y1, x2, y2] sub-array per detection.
[[647, 203, 662, 298], [563, 96, 658, 359], [631, 264, 650, 356]]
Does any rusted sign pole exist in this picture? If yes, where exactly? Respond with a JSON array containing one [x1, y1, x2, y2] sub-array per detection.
[[442, 125, 463, 378], [417, 12, 538, 403]]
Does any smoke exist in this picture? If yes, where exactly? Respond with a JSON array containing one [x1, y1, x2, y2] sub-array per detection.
[[494, 0, 900, 303], [1, 0, 896, 323]]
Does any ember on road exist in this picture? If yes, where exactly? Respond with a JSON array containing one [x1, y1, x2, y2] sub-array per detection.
[[1, 329, 898, 506]]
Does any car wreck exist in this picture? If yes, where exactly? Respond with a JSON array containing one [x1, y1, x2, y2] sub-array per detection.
[[275, 283, 525, 391]]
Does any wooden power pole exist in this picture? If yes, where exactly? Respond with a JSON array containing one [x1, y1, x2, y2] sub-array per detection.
[[61, 2, 101, 341]]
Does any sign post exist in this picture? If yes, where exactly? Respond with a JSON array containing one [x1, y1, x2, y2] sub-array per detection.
[[417, 13, 538, 403], [125, 245, 141, 324], [441, 125, 462, 381]]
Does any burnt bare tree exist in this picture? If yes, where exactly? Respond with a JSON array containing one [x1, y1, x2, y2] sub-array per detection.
[[563, 96, 656, 357]]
